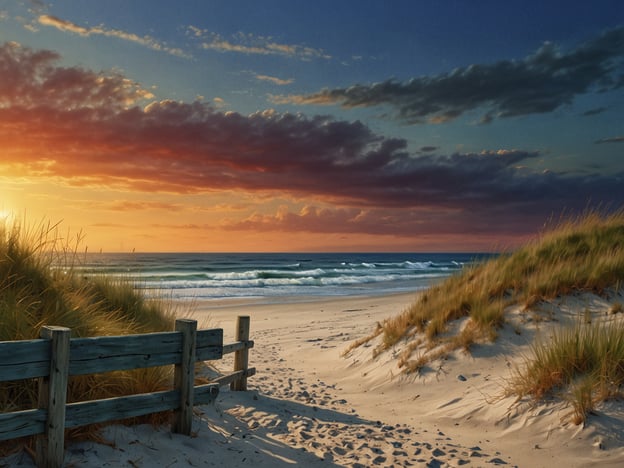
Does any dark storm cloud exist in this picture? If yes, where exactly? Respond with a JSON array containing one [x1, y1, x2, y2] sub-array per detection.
[[279, 26, 624, 124], [582, 106, 609, 116], [595, 136, 624, 144]]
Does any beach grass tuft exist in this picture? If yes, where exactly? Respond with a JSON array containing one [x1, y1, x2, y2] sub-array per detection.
[[507, 320, 624, 425], [0, 219, 179, 453]]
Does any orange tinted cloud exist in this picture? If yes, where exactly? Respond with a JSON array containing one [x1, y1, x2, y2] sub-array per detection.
[[38, 15, 188, 57], [190, 29, 330, 60], [223, 204, 545, 240], [255, 74, 294, 85], [2, 42, 624, 244]]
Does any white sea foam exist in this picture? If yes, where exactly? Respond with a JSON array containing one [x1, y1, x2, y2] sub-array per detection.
[[75, 252, 487, 300]]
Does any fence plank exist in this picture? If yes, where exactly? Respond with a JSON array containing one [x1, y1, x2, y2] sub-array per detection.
[[231, 316, 251, 391], [196, 329, 223, 360], [0, 329, 224, 382], [0, 340, 51, 381], [0, 409, 46, 441], [65, 390, 179, 428], [67, 328, 223, 376], [68, 332, 182, 375], [172, 319, 196, 435], [63, 383, 220, 429], [213, 368, 256, 388], [36, 326, 70, 468], [193, 384, 220, 406], [222, 340, 254, 355]]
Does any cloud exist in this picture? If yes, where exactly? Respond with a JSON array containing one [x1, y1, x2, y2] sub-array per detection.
[[255, 74, 294, 86], [223, 205, 367, 233], [104, 201, 183, 212], [582, 106, 608, 117], [276, 26, 624, 124], [0, 42, 153, 109], [189, 28, 330, 60], [221, 202, 565, 240], [2, 42, 623, 240], [595, 136, 624, 144], [37, 15, 188, 58]]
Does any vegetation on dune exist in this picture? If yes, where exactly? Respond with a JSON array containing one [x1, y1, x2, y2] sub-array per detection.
[[0, 220, 179, 452], [507, 321, 624, 425], [349, 209, 624, 424]]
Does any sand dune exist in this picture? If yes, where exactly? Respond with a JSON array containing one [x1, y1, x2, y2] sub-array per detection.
[[3, 291, 624, 467]]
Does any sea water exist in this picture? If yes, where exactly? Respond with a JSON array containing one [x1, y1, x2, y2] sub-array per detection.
[[75, 252, 491, 302]]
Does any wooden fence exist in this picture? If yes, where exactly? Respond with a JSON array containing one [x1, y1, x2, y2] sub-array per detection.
[[0, 316, 254, 468]]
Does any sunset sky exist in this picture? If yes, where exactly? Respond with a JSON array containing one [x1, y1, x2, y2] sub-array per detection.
[[1, 1, 623, 252]]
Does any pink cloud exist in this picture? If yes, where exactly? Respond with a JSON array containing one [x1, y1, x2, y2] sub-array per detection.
[[222, 204, 547, 241]]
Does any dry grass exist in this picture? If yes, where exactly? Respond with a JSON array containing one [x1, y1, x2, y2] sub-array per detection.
[[356, 208, 624, 424], [0, 219, 182, 454], [341, 323, 383, 357], [370, 209, 624, 364], [610, 302, 624, 315], [507, 320, 624, 425]]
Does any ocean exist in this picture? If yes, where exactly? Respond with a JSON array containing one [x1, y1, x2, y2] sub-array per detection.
[[75, 252, 491, 303]]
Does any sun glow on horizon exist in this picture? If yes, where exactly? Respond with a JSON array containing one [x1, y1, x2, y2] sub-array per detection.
[[0, 210, 14, 230]]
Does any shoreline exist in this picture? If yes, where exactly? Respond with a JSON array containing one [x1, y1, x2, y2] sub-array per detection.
[[159, 279, 438, 308], [188, 289, 420, 311]]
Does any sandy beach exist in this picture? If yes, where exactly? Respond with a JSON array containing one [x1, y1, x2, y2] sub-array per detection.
[[4, 290, 624, 467]]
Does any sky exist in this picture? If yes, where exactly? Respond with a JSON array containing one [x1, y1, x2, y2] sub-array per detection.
[[0, 0, 623, 253]]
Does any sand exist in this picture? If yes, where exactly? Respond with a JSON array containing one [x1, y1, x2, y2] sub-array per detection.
[[4, 291, 624, 467]]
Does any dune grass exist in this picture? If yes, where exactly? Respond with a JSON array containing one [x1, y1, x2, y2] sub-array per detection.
[[506, 320, 624, 425], [369, 209, 624, 361], [352, 209, 624, 423], [0, 220, 180, 452]]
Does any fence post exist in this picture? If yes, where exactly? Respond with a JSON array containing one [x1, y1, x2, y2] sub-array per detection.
[[36, 326, 71, 468], [173, 319, 197, 435], [231, 316, 250, 391]]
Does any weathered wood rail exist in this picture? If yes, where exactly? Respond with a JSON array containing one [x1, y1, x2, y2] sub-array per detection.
[[0, 316, 254, 468]]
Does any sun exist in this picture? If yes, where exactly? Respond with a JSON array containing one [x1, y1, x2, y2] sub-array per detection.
[[0, 209, 14, 225]]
